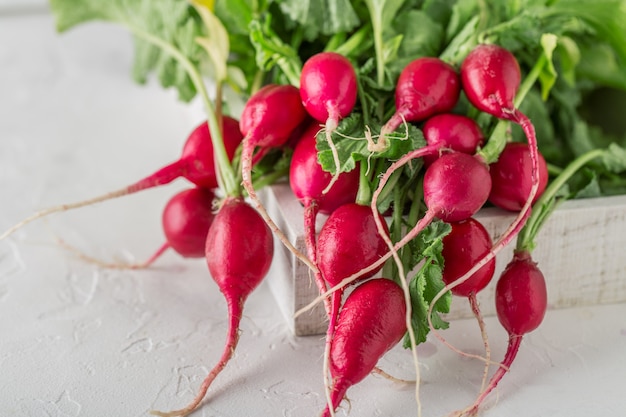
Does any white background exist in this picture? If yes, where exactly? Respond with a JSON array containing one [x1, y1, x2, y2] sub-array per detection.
[[1, 7, 626, 417]]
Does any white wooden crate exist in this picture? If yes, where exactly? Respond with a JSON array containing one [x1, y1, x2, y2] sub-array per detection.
[[260, 184, 626, 336]]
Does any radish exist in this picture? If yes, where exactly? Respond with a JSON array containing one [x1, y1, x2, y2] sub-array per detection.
[[441, 217, 496, 389], [488, 142, 549, 211], [299, 52, 358, 192], [160, 187, 216, 258], [316, 202, 390, 338], [377, 57, 460, 147], [422, 113, 485, 166], [151, 196, 273, 417], [0, 117, 242, 240], [289, 123, 360, 312], [321, 278, 407, 417], [455, 250, 547, 416], [239, 84, 315, 271], [459, 43, 540, 240], [441, 218, 495, 298]]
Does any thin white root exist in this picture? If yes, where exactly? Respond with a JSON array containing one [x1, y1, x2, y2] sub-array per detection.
[[372, 367, 416, 385], [57, 238, 167, 270], [0, 187, 131, 241]]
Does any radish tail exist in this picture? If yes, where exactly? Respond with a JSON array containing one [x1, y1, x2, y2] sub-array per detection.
[[322, 291, 343, 417], [0, 160, 184, 241], [241, 141, 317, 273], [58, 239, 170, 270], [150, 297, 244, 417], [468, 293, 491, 391], [303, 201, 330, 314], [459, 335, 522, 417]]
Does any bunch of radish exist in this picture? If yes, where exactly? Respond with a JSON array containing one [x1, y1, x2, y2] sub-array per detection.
[[2, 40, 561, 417]]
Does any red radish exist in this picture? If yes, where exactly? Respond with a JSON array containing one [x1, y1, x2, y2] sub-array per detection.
[[441, 218, 495, 298], [459, 43, 540, 241], [316, 203, 390, 294], [441, 217, 496, 388], [0, 117, 242, 240], [300, 52, 357, 130], [161, 187, 216, 258], [422, 113, 485, 166], [299, 52, 358, 191], [422, 152, 492, 223], [489, 142, 549, 211], [151, 197, 273, 417], [239, 84, 315, 271], [378, 57, 460, 143], [289, 123, 360, 312], [321, 278, 407, 417], [457, 250, 547, 416]]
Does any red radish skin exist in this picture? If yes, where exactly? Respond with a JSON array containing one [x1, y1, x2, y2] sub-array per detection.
[[379, 57, 460, 142], [423, 153, 492, 223], [316, 202, 390, 328], [289, 123, 360, 312], [299, 52, 358, 192], [151, 197, 273, 417], [489, 142, 549, 211], [321, 278, 407, 417], [239, 84, 315, 271], [161, 187, 216, 258], [441, 218, 495, 298], [300, 52, 357, 130], [456, 251, 547, 416], [0, 117, 242, 241], [317, 203, 390, 289], [422, 113, 485, 166]]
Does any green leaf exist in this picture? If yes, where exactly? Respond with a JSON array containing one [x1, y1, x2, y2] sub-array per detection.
[[602, 143, 626, 173], [276, 0, 360, 40], [388, 10, 445, 78], [556, 36, 580, 86], [248, 18, 302, 86], [49, 0, 205, 102], [402, 220, 451, 347]]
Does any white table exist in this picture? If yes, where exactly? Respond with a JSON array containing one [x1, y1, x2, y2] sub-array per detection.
[[1, 10, 625, 417]]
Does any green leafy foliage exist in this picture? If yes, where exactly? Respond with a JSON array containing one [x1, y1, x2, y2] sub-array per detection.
[[403, 220, 451, 346]]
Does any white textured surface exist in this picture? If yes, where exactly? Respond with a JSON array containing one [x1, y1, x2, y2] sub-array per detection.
[[2, 12, 626, 417]]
